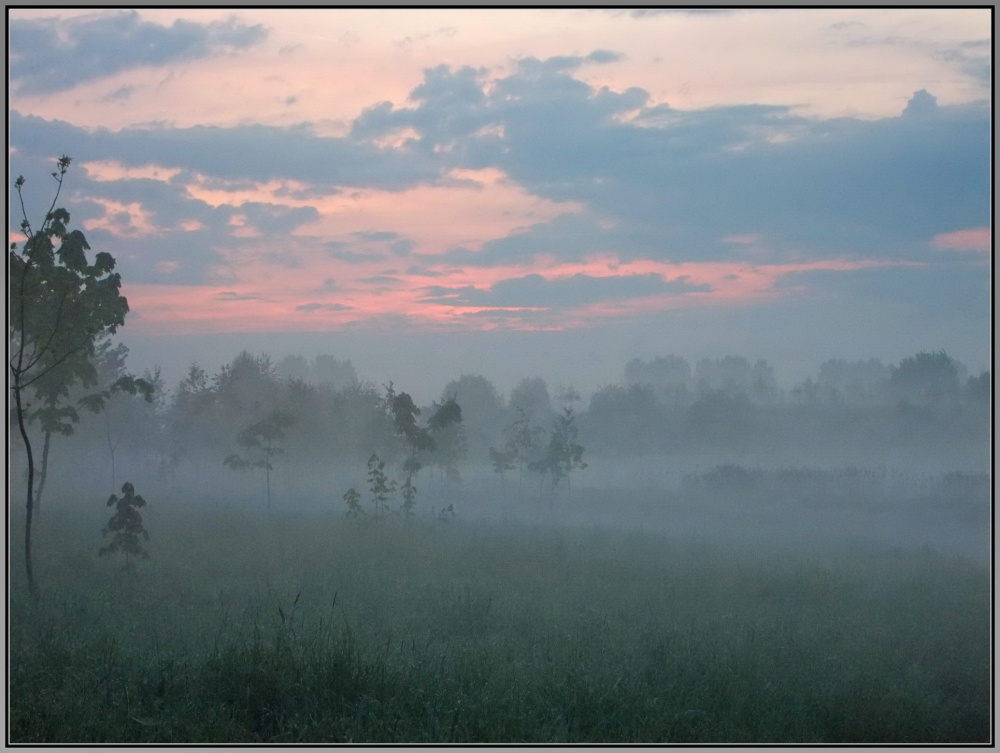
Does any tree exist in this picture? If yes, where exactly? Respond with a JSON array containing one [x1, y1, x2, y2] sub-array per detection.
[[9, 156, 132, 594], [509, 377, 553, 422], [530, 407, 587, 496], [684, 389, 756, 449], [493, 408, 545, 488], [889, 350, 961, 403], [625, 355, 692, 405], [167, 362, 219, 467], [99, 481, 150, 567], [365, 452, 396, 520], [77, 340, 156, 489], [384, 385, 464, 511], [966, 370, 991, 404], [426, 397, 465, 482], [440, 374, 504, 461], [224, 410, 295, 509]]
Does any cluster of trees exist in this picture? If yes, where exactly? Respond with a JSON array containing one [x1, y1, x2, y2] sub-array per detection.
[[586, 352, 989, 457]]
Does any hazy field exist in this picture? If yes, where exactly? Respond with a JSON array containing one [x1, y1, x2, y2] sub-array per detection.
[[9, 475, 991, 744]]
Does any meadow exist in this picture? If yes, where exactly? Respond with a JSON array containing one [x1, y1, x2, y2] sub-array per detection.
[[8, 489, 991, 744]]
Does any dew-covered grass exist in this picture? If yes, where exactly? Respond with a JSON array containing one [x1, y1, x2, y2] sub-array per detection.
[[9, 503, 991, 743]]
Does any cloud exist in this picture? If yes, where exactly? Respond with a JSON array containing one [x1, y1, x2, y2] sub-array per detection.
[[362, 61, 989, 263], [216, 291, 265, 301], [354, 230, 402, 242], [9, 11, 267, 95], [930, 228, 991, 253], [295, 302, 354, 312], [8, 49, 990, 347], [9, 111, 441, 192], [421, 272, 709, 309], [515, 50, 624, 75], [902, 88, 937, 117]]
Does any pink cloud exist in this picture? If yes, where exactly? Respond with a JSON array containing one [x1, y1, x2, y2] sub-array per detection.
[[930, 227, 991, 252]]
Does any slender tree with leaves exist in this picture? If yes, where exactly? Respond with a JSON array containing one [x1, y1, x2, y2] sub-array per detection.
[[224, 410, 295, 510], [9, 156, 133, 593], [530, 407, 587, 497]]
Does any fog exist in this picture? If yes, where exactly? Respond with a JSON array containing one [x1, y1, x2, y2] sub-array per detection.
[[10, 346, 991, 565]]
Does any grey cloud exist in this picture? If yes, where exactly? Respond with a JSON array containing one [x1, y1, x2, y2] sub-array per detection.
[[103, 85, 135, 102], [9, 11, 267, 95], [516, 50, 623, 75], [238, 202, 320, 235], [10, 111, 442, 192], [421, 272, 708, 309], [216, 291, 265, 301], [406, 265, 446, 277], [354, 230, 401, 242], [937, 40, 991, 86], [902, 89, 937, 117], [295, 302, 353, 312], [351, 61, 987, 264], [326, 250, 381, 264]]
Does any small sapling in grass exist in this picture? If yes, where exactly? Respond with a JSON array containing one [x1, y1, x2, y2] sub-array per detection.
[[366, 453, 396, 519], [401, 474, 418, 518], [99, 481, 150, 567]]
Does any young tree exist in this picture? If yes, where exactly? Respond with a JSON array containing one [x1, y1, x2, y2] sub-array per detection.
[[9, 156, 133, 593], [224, 411, 295, 510], [495, 408, 545, 488], [99, 481, 150, 567], [386, 387, 459, 510], [365, 452, 396, 520], [530, 407, 587, 496]]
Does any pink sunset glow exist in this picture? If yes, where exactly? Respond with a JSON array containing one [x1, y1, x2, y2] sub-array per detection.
[[930, 228, 991, 253]]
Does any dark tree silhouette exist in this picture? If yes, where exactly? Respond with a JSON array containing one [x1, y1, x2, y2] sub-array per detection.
[[9, 157, 134, 594]]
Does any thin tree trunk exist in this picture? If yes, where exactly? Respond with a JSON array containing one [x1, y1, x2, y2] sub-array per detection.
[[34, 429, 52, 516], [106, 410, 116, 490], [14, 382, 37, 595]]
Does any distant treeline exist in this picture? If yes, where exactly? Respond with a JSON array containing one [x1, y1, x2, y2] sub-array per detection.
[[9, 346, 990, 494]]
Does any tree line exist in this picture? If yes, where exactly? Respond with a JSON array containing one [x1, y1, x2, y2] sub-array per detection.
[[8, 156, 990, 593]]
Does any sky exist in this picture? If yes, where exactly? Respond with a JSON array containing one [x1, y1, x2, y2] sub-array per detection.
[[8, 8, 992, 403]]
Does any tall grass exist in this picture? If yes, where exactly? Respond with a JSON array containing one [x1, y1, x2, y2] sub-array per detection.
[[9, 507, 991, 743]]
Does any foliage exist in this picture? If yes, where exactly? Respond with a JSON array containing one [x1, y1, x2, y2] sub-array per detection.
[[224, 411, 295, 509], [365, 453, 396, 519], [425, 398, 465, 481], [9, 156, 133, 593], [488, 446, 516, 482], [530, 407, 587, 494], [492, 408, 544, 486], [889, 350, 961, 403], [400, 475, 418, 518], [98, 481, 150, 566], [684, 389, 757, 449], [342, 487, 364, 519]]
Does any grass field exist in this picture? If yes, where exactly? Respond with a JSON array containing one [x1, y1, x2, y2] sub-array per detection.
[[9, 502, 992, 743]]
